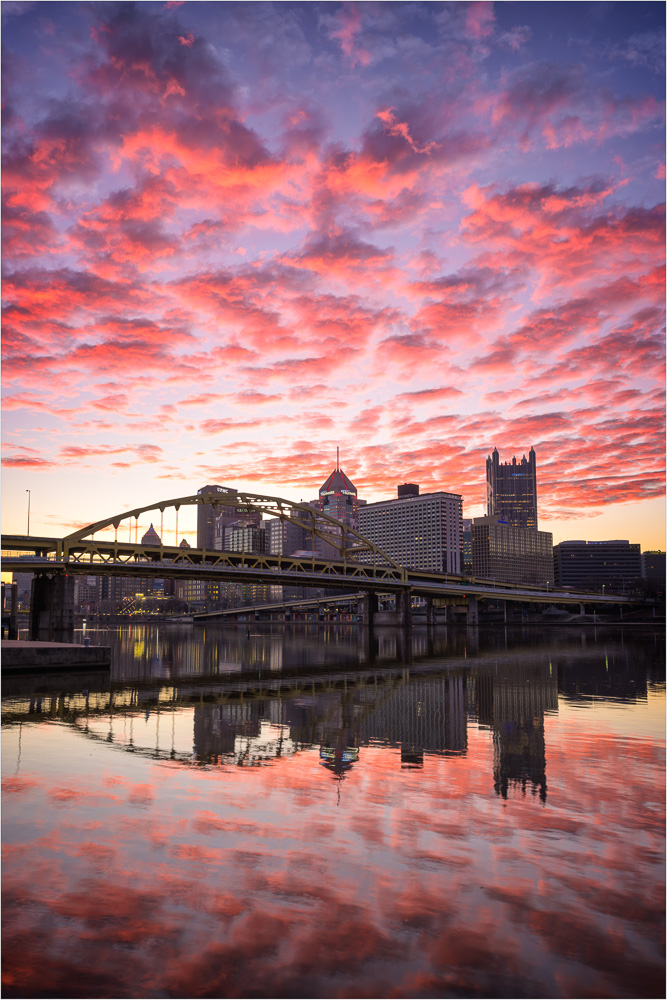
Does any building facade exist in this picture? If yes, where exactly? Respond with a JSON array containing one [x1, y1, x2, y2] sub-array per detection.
[[461, 517, 473, 575], [265, 514, 313, 602], [486, 447, 538, 529], [553, 540, 642, 592], [265, 516, 309, 558], [642, 550, 665, 586], [472, 515, 553, 586], [197, 484, 227, 549], [359, 485, 462, 574], [213, 506, 261, 551], [224, 522, 266, 555]]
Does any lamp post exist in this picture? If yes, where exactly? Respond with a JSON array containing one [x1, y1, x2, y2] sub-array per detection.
[[26, 490, 30, 536]]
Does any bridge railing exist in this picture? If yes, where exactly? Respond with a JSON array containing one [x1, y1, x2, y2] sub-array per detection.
[[2, 537, 408, 586]]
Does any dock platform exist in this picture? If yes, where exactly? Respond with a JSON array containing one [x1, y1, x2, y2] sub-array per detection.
[[1, 641, 111, 672]]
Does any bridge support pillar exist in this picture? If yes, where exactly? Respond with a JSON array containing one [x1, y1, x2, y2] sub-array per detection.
[[579, 603, 585, 616], [445, 603, 457, 625], [397, 590, 412, 628], [360, 592, 378, 627], [467, 595, 479, 626], [30, 574, 74, 640], [503, 600, 516, 623], [425, 596, 436, 627], [2, 582, 18, 639]]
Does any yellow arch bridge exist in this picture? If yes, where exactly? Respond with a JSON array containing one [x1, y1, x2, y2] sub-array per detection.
[[1, 488, 636, 636]]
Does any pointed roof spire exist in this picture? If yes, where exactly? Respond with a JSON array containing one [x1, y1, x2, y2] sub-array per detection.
[[141, 522, 161, 546], [336, 445, 339, 471]]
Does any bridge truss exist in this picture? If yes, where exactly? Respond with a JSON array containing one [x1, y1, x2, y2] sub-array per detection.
[[3, 489, 408, 591]]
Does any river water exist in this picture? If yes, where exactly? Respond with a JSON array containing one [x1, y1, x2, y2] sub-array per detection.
[[2, 623, 664, 998]]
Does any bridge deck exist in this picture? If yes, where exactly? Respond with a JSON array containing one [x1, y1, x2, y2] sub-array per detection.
[[2, 534, 636, 605]]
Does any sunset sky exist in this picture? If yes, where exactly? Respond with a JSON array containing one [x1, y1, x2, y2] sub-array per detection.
[[2, 1, 665, 548]]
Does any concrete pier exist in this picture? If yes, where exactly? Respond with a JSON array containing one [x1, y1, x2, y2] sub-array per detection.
[[395, 590, 412, 628], [2, 641, 111, 672], [360, 591, 379, 627], [1, 582, 18, 639], [30, 574, 75, 640]]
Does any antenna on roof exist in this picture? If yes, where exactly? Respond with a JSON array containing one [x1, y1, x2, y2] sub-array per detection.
[[336, 446, 339, 470]]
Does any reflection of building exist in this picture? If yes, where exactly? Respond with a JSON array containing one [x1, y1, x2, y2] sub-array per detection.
[[357, 675, 467, 759], [553, 540, 642, 592], [319, 735, 359, 777], [280, 673, 468, 775], [472, 661, 558, 802], [557, 651, 649, 702], [486, 447, 538, 529], [472, 515, 553, 585], [193, 704, 300, 766], [193, 702, 262, 761], [359, 484, 462, 573]]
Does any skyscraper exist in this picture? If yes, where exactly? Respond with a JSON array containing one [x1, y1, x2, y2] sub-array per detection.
[[311, 454, 366, 561], [486, 447, 538, 529], [197, 484, 230, 549], [315, 451, 365, 529], [197, 484, 260, 550], [359, 484, 462, 574]]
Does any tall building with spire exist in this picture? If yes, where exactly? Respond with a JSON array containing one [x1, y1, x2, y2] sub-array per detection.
[[310, 451, 366, 562], [486, 447, 538, 529], [314, 449, 365, 530]]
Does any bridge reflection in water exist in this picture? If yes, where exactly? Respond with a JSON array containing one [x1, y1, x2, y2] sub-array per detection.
[[3, 624, 658, 804]]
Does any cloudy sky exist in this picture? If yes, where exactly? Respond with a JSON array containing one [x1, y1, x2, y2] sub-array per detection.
[[2, 1, 665, 546]]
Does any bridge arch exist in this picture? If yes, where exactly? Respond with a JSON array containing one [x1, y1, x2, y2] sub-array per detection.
[[65, 488, 404, 574]]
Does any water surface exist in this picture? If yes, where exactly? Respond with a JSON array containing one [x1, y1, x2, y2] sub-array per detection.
[[2, 624, 664, 998]]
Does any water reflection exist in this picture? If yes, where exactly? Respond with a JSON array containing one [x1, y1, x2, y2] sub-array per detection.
[[2, 625, 659, 805], [2, 625, 664, 999]]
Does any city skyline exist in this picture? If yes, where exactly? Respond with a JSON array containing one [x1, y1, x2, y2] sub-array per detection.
[[2, 2, 665, 549]]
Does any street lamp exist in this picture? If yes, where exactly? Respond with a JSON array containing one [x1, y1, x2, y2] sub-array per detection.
[[25, 490, 30, 536]]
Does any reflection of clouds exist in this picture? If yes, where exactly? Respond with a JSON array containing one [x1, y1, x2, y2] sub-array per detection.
[[2, 775, 38, 794], [2, 661, 664, 998], [127, 782, 155, 806]]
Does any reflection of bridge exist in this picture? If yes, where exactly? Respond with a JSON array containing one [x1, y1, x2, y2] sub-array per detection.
[[2, 488, 634, 637], [3, 625, 649, 799], [0, 634, 592, 800]]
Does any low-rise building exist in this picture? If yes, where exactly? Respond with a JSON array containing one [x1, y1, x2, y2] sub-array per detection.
[[553, 540, 641, 592], [642, 550, 665, 586]]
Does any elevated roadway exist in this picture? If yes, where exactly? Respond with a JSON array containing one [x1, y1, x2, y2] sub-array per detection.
[[2, 533, 634, 607]]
